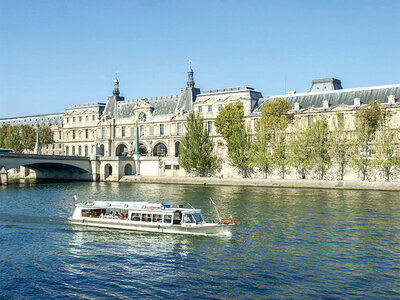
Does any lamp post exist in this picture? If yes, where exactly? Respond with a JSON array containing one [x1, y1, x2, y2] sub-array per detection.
[[34, 123, 41, 155], [134, 121, 140, 175]]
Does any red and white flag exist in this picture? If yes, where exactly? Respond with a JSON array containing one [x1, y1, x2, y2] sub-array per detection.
[[72, 194, 79, 202]]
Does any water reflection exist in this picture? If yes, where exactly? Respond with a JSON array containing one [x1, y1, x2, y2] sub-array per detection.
[[0, 182, 399, 298]]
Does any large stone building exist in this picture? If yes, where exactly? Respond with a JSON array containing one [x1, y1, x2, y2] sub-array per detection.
[[1, 69, 399, 180]]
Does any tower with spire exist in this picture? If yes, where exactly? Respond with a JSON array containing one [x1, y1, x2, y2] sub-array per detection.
[[113, 77, 120, 96], [178, 63, 200, 111], [103, 76, 125, 119], [187, 67, 195, 88]]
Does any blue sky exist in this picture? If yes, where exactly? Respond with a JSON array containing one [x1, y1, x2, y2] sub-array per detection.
[[0, 0, 399, 118]]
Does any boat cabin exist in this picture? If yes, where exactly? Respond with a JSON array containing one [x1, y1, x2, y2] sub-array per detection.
[[73, 201, 204, 226]]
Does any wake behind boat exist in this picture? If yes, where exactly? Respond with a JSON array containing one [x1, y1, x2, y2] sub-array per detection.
[[68, 200, 235, 236]]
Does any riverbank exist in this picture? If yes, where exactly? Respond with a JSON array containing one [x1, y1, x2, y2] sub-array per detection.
[[119, 176, 400, 191]]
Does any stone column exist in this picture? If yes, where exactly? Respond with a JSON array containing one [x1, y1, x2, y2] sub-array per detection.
[[19, 166, 30, 183], [134, 154, 140, 176], [0, 167, 8, 185]]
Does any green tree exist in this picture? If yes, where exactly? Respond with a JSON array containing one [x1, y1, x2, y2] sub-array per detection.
[[38, 125, 54, 147], [329, 113, 352, 180], [178, 112, 217, 176], [20, 124, 36, 151], [307, 118, 331, 180], [352, 101, 386, 181], [250, 98, 293, 179], [270, 128, 290, 179], [259, 97, 294, 130], [288, 130, 311, 179], [373, 121, 399, 181], [0, 124, 11, 148], [4, 125, 23, 152], [215, 101, 250, 177], [249, 128, 271, 178]]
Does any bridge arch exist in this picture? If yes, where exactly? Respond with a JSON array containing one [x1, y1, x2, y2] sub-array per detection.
[[0, 153, 93, 182]]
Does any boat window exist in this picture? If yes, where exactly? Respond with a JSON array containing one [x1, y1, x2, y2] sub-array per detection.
[[183, 214, 194, 223], [82, 209, 104, 218], [142, 213, 151, 222], [192, 213, 204, 224], [153, 214, 162, 223], [163, 214, 172, 224], [173, 212, 182, 224], [131, 213, 141, 221]]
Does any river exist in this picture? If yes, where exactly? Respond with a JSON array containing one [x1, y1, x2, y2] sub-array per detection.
[[0, 182, 399, 299]]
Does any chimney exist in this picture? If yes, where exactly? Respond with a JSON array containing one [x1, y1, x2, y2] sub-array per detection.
[[294, 102, 300, 111], [322, 100, 329, 109], [388, 95, 395, 105], [354, 97, 361, 107]]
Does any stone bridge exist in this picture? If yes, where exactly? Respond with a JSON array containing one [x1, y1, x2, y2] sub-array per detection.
[[0, 153, 160, 184], [0, 153, 95, 184]]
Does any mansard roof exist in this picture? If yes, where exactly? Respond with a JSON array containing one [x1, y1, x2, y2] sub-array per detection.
[[253, 83, 400, 114], [65, 102, 106, 114], [0, 113, 63, 127], [117, 94, 181, 119], [195, 86, 263, 104]]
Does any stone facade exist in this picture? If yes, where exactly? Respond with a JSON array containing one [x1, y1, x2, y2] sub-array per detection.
[[0, 72, 399, 180]]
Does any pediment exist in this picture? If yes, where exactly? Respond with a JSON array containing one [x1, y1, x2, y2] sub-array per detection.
[[135, 100, 152, 110], [302, 107, 320, 113], [331, 104, 351, 111]]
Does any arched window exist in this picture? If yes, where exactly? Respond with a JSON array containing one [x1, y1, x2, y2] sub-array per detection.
[[116, 143, 128, 156], [99, 144, 105, 156], [124, 164, 133, 175], [153, 143, 167, 157], [175, 141, 180, 157], [104, 164, 112, 177]]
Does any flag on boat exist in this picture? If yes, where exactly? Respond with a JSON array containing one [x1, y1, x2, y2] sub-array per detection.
[[72, 194, 79, 201], [209, 198, 216, 207]]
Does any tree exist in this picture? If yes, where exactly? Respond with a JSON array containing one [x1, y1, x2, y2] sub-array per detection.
[[288, 130, 311, 179], [0, 124, 10, 148], [270, 128, 290, 179], [19, 125, 36, 151], [259, 97, 294, 130], [373, 120, 399, 181], [249, 128, 271, 178], [307, 118, 331, 180], [4, 125, 23, 152], [250, 98, 293, 179], [215, 101, 250, 177], [226, 123, 251, 177], [329, 113, 352, 180], [38, 125, 54, 147], [352, 102, 386, 181], [178, 112, 217, 176]]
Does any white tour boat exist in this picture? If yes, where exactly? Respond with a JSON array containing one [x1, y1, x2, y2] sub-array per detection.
[[68, 201, 235, 236]]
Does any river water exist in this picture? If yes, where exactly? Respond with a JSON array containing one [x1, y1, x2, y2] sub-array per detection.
[[0, 182, 399, 299]]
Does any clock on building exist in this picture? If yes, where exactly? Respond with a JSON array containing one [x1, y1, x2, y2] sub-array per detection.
[[139, 112, 146, 122]]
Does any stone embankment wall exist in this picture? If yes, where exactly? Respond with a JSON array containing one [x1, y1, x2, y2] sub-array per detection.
[[119, 176, 400, 191]]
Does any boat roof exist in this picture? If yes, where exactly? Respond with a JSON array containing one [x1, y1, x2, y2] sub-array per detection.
[[76, 201, 201, 213]]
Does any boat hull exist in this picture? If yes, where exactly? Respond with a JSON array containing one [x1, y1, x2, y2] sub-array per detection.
[[68, 217, 233, 236]]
